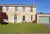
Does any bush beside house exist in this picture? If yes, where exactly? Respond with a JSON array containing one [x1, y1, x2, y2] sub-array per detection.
[[0, 12, 8, 25]]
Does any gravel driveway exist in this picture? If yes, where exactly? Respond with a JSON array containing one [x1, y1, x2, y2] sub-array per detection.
[[41, 23, 50, 29]]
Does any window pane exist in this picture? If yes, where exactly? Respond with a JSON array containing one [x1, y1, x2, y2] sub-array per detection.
[[31, 15, 32, 21], [23, 16, 25, 21], [15, 7, 17, 11], [6, 7, 9, 11], [23, 7, 25, 12], [30, 8, 33, 12]]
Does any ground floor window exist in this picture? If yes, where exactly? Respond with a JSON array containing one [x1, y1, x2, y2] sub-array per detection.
[[31, 15, 33, 21], [23, 16, 25, 21]]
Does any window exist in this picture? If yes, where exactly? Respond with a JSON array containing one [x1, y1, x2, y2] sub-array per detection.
[[30, 8, 33, 12], [23, 16, 25, 21], [15, 7, 17, 11], [6, 6, 9, 11], [23, 7, 25, 12], [31, 15, 33, 21]]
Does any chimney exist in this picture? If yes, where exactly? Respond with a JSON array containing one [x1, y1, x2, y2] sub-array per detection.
[[32, 3, 35, 6]]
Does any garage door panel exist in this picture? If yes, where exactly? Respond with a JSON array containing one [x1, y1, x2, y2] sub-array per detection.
[[39, 17, 49, 23]]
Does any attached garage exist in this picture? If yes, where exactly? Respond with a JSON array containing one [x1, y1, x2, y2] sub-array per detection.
[[37, 14, 50, 24]]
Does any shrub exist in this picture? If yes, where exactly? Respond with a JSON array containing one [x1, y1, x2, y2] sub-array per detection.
[[0, 21, 8, 25], [32, 20, 37, 23], [22, 21, 25, 23], [0, 12, 8, 25]]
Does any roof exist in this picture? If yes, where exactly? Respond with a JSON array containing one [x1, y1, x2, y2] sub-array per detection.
[[37, 13, 50, 15], [0, 4, 36, 8]]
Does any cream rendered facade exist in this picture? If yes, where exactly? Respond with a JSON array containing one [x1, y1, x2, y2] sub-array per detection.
[[2, 4, 36, 23]]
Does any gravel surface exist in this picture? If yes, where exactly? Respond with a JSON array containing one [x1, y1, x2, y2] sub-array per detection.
[[41, 23, 50, 29]]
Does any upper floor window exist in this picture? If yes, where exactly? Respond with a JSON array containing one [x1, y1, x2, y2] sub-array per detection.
[[6, 6, 9, 11], [23, 7, 25, 12], [30, 7, 33, 12], [15, 7, 17, 11]]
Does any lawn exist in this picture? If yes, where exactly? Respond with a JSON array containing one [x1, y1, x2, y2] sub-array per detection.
[[0, 23, 50, 33]]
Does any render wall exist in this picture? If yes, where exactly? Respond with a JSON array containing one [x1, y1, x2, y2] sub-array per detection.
[[2, 6, 36, 23]]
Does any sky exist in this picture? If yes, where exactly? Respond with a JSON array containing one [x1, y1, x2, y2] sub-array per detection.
[[0, 0, 50, 13]]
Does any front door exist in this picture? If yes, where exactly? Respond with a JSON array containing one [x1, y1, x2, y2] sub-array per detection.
[[14, 15, 17, 23]]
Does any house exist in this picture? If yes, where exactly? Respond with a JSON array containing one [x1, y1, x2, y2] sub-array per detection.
[[0, 3, 36, 23]]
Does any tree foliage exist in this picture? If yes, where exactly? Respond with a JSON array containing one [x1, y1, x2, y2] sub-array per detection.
[[40, 12, 43, 14]]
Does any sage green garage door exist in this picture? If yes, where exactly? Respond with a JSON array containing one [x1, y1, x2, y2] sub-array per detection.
[[39, 16, 50, 23]]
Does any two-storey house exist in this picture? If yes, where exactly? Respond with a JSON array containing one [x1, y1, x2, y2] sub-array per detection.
[[0, 3, 36, 23]]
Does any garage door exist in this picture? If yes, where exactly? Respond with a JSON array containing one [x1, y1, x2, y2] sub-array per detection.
[[39, 16, 49, 23]]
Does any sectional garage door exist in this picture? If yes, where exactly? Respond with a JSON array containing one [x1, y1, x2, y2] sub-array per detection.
[[39, 16, 50, 23]]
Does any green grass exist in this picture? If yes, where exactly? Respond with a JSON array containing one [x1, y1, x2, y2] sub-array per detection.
[[0, 23, 50, 33]]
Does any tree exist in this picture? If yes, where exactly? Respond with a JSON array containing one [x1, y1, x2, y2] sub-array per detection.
[[0, 12, 8, 24], [40, 12, 43, 14]]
